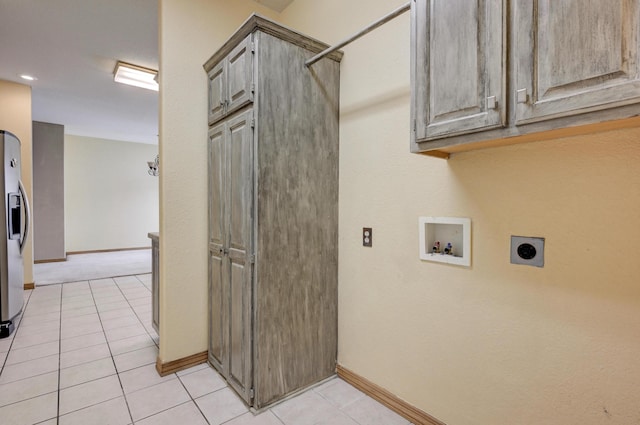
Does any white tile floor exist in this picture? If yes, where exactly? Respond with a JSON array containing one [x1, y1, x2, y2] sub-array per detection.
[[0, 274, 411, 425]]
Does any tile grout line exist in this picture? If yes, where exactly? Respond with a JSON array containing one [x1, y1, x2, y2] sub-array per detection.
[[4, 276, 202, 424], [119, 275, 158, 348], [131, 398, 194, 424], [37, 271, 151, 287], [48, 282, 131, 418], [0, 289, 33, 375], [109, 275, 167, 423], [176, 372, 214, 425], [172, 369, 287, 425], [108, 274, 160, 422], [112, 277, 155, 342], [313, 380, 366, 413], [88, 277, 136, 425], [269, 408, 288, 425], [0, 320, 14, 374], [118, 359, 232, 424], [3, 284, 123, 419], [21, 266, 146, 422], [57, 283, 63, 425], [0, 290, 62, 407]]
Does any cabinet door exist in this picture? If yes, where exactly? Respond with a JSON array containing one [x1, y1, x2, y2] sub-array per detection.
[[208, 61, 226, 125], [514, 0, 640, 124], [208, 123, 227, 372], [225, 109, 254, 404], [227, 35, 254, 116], [412, 0, 505, 141], [208, 112, 254, 402]]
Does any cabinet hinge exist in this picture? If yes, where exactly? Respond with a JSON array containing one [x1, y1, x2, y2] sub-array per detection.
[[251, 118, 255, 129], [251, 41, 256, 53], [413, 119, 416, 133], [251, 83, 255, 93], [249, 254, 255, 264], [249, 388, 255, 399]]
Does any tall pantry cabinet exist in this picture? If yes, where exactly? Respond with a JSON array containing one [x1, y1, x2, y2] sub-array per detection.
[[203, 15, 342, 409]]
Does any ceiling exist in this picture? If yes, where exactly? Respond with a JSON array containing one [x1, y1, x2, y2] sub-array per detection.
[[254, 0, 294, 12], [0, 0, 291, 145]]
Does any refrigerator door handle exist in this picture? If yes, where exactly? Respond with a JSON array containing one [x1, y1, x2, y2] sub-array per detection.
[[18, 180, 30, 255]]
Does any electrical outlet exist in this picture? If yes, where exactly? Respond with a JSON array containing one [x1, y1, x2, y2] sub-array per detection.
[[510, 236, 544, 267], [363, 227, 372, 247]]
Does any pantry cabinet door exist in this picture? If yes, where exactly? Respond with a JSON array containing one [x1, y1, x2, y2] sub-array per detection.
[[208, 61, 226, 125], [412, 0, 505, 141], [514, 0, 640, 125], [227, 35, 254, 116], [225, 109, 254, 404], [208, 122, 227, 373]]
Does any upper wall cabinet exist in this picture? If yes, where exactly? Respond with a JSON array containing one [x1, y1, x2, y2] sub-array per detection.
[[208, 35, 254, 125], [411, 0, 640, 157], [412, 0, 506, 141], [514, 0, 640, 124]]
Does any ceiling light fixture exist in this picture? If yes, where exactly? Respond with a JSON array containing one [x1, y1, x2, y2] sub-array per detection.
[[113, 61, 158, 91], [20, 75, 36, 81]]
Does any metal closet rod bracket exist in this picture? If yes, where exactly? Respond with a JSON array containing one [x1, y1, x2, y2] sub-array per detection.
[[304, 2, 411, 67]]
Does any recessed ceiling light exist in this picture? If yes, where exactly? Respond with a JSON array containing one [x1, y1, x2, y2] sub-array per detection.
[[20, 75, 37, 81], [113, 61, 159, 92]]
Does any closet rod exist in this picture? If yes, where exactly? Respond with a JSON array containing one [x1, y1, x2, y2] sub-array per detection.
[[305, 2, 411, 67]]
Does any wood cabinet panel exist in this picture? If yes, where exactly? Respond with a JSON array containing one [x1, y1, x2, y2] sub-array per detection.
[[228, 113, 252, 256], [412, 0, 640, 155], [208, 124, 225, 248], [225, 110, 253, 402], [207, 35, 254, 126], [413, 0, 505, 140], [207, 109, 254, 403], [229, 258, 250, 398], [227, 37, 254, 114], [515, 0, 640, 124], [252, 30, 340, 408], [208, 252, 224, 368], [207, 62, 225, 125], [208, 122, 228, 374]]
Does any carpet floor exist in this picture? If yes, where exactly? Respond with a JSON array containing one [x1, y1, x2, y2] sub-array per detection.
[[34, 250, 152, 285]]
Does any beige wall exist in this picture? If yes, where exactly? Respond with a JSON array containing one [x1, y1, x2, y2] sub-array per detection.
[[0, 80, 34, 285], [280, 1, 640, 424], [65, 135, 158, 252], [158, 0, 277, 362], [160, 1, 640, 423]]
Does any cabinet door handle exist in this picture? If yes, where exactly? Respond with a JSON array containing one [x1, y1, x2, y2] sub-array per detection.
[[516, 89, 529, 104], [486, 96, 498, 110]]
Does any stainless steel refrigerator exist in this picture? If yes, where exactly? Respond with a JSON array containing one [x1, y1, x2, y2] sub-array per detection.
[[0, 130, 30, 338]]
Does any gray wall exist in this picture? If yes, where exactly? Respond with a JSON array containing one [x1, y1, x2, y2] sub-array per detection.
[[32, 121, 65, 261]]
